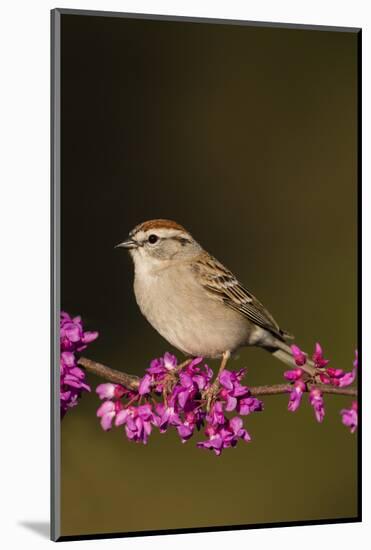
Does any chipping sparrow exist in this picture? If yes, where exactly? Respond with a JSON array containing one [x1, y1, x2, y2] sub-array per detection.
[[117, 219, 310, 372]]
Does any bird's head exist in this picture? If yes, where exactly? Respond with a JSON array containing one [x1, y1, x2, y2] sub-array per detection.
[[116, 219, 202, 267]]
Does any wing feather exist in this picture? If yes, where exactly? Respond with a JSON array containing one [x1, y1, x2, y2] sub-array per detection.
[[193, 255, 287, 339]]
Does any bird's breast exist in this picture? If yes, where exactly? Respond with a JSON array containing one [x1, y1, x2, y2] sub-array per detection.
[[133, 263, 250, 357]]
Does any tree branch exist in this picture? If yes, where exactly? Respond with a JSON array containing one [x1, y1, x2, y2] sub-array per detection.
[[78, 356, 357, 397], [248, 383, 357, 397], [78, 357, 140, 390]]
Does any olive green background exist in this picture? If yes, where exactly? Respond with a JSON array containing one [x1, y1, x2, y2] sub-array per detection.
[[60, 14, 358, 537]]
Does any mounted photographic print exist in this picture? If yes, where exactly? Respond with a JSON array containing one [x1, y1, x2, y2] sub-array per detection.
[[51, 8, 361, 542]]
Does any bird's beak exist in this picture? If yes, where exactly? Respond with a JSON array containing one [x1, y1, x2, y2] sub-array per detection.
[[115, 238, 138, 249]]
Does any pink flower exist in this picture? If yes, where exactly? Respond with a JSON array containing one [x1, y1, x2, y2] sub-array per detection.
[[206, 401, 226, 426], [229, 416, 251, 444], [284, 368, 304, 381], [217, 369, 264, 415], [138, 373, 152, 395], [320, 350, 357, 388], [341, 401, 358, 433], [115, 404, 156, 444], [287, 380, 306, 412], [60, 311, 98, 353], [291, 345, 307, 366], [318, 373, 331, 385], [312, 343, 329, 368], [60, 312, 98, 418], [326, 368, 345, 378], [138, 352, 180, 393], [338, 363, 357, 388], [237, 396, 263, 415], [97, 399, 123, 430], [96, 383, 125, 400], [309, 388, 325, 423], [177, 359, 213, 408], [218, 369, 248, 410], [196, 425, 227, 456], [177, 410, 205, 442], [197, 416, 251, 456], [154, 395, 182, 433]]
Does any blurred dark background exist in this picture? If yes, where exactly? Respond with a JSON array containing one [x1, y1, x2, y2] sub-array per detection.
[[60, 13, 358, 537]]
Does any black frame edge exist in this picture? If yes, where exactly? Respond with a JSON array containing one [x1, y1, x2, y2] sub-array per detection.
[[57, 516, 360, 542]]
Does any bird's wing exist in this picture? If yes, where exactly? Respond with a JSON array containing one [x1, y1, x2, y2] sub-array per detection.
[[192, 254, 287, 340]]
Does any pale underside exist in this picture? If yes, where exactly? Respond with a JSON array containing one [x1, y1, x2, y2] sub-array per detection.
[[133, 252, 286, 358]]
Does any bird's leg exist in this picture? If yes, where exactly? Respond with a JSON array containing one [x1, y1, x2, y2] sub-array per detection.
[[217, 350, 231, 377], [205, 350, 231, 411]]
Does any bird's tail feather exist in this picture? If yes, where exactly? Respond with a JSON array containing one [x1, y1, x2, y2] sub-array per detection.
[[271, 348, 296, 368]]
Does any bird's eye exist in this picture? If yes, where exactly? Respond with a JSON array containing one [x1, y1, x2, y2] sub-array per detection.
[[148, 234, 159, 244]]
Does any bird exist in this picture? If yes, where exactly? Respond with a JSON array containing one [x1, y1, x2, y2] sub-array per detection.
[[116, 219, 310, 375]]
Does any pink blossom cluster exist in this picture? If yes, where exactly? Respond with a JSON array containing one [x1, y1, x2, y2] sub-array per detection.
[[284, 343, 358, 432], [60, 312, 358, 448], [96, 353, 263, 455], [60, 312, 98, 417]]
